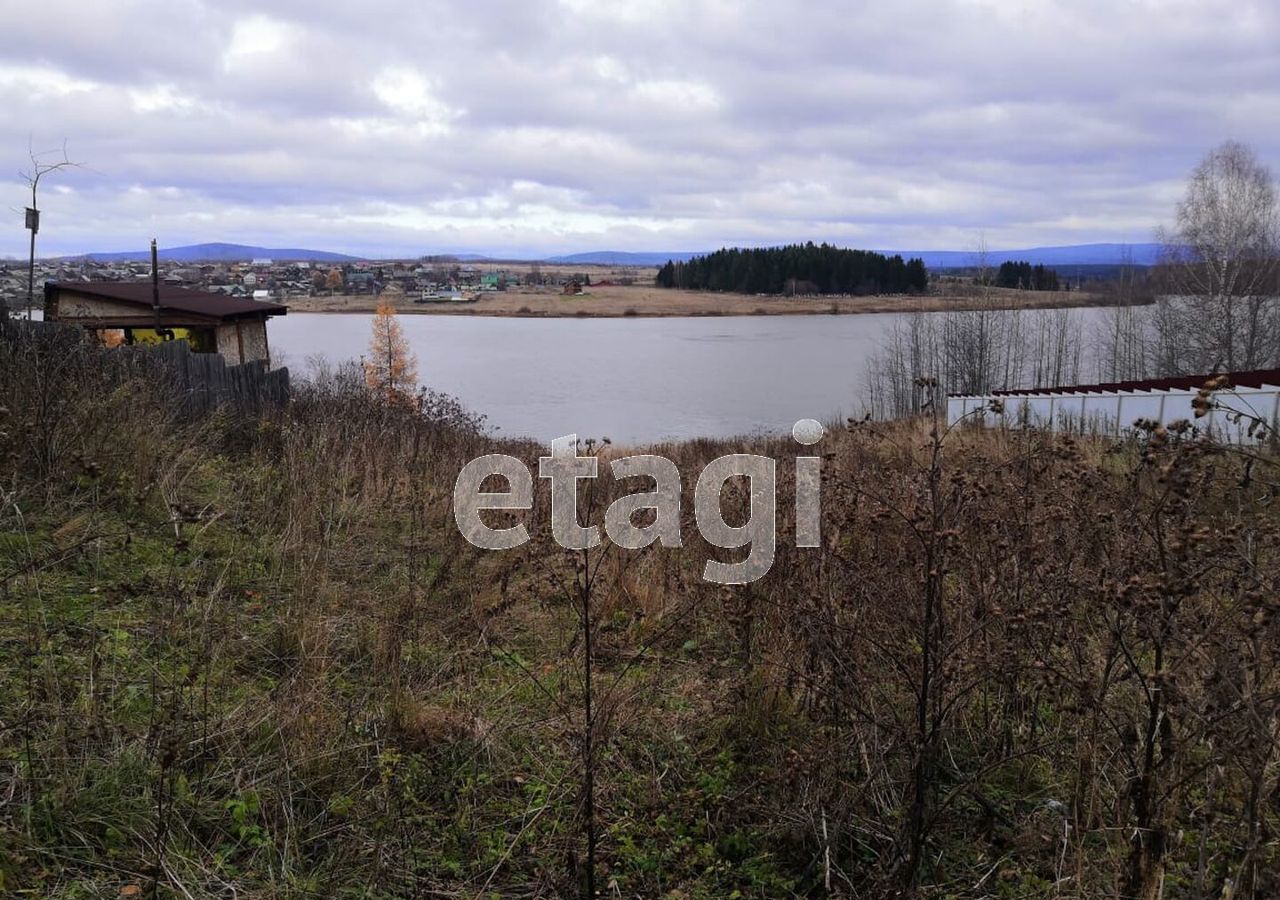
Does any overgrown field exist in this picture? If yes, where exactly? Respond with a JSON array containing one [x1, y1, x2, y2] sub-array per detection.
[[2, 324, 1279, 898]]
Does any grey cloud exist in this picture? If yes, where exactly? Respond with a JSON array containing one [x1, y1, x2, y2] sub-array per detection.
[[3, 0, 1278, 258]]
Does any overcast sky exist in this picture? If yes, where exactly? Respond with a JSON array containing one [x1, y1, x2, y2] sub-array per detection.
[[2, 0, 1277, 259]]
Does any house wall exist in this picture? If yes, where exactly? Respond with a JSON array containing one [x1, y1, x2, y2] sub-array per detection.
[[53, 289, 271, 366], [215, 324, 239, 361], [214, 319, 270, 365], [52, 292, 141, 320]]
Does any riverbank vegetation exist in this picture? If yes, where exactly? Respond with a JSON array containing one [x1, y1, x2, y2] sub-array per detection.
[[655, 243, 929, 296], [994, 261, 1060, 292], [284, 281, 1109, 318], [3, 320, 1280, 898], [869, 141, 1280, 419]]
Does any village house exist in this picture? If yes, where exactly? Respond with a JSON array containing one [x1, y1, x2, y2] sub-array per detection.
[[43, 281, 286, 365], [345, 271, 375, 294]]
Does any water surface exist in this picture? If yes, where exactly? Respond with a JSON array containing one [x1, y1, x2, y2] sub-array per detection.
[[271, 313, 899, 444]]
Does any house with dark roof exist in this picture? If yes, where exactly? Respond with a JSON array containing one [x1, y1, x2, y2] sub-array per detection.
[[44, 281, 286, 365]]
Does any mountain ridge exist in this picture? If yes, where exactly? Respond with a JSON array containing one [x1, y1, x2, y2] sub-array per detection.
[[549, 243, 1162, 267], [61, 242, 362, 263], [54, 241, 1163, 268]]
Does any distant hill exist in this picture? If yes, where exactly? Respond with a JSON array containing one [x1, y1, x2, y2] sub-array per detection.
[[884, 243, 1162, 270], [559, 244, 1162, 269], [546, 251, 705, 266], [52, 241, 1165, 269], [64, 242, 362, 263], [933, 262, 1145, 282]]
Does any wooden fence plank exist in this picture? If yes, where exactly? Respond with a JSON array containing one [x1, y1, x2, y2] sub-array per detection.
[[3, 321, 290, 417]]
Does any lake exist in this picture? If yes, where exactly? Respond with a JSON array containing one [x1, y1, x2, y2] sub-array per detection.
[[271, 313, 901, 444]]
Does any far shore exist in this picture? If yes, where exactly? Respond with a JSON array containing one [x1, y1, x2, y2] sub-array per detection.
[[283, 283, 1121, 318]]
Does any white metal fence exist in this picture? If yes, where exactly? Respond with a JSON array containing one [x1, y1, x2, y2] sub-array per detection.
[[947, 380, 1280, 443]]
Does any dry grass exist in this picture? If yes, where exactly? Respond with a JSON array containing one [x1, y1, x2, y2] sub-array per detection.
[[287, 282, 1116, 317], [3, 322, 1279, 898]]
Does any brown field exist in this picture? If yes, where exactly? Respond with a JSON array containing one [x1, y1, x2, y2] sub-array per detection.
[[285, 281, 1118, 317]]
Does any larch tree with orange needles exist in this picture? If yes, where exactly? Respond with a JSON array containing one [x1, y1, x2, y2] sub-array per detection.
[[364, 298, 419, 402], [325, 268, 344, 294]]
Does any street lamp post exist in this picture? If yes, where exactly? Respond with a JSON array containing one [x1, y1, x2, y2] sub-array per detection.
[[18, 140, 81, 321], [25, 205, 40, 319]]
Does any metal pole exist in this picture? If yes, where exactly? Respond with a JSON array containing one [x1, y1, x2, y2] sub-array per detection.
[[26, 181, 39, 320], [152, 238, 161, 331], [26, 219, 36, 319]]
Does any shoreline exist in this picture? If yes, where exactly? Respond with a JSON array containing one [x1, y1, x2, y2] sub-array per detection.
[[283, 285, 1124, 318]]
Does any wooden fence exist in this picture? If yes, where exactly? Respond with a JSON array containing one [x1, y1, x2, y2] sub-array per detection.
[[136, 339, 290, 416], [2, 318, 290, 416]]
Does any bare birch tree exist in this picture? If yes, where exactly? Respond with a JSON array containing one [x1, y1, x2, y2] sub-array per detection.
[[1027, 307, 1083, 388], [867, 306, 943, 418], [1095, 246, 1151, 381], [941, 237, 1024, 396], [1156, 141, 1280, 373], [867, 236, 1079, 419]]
